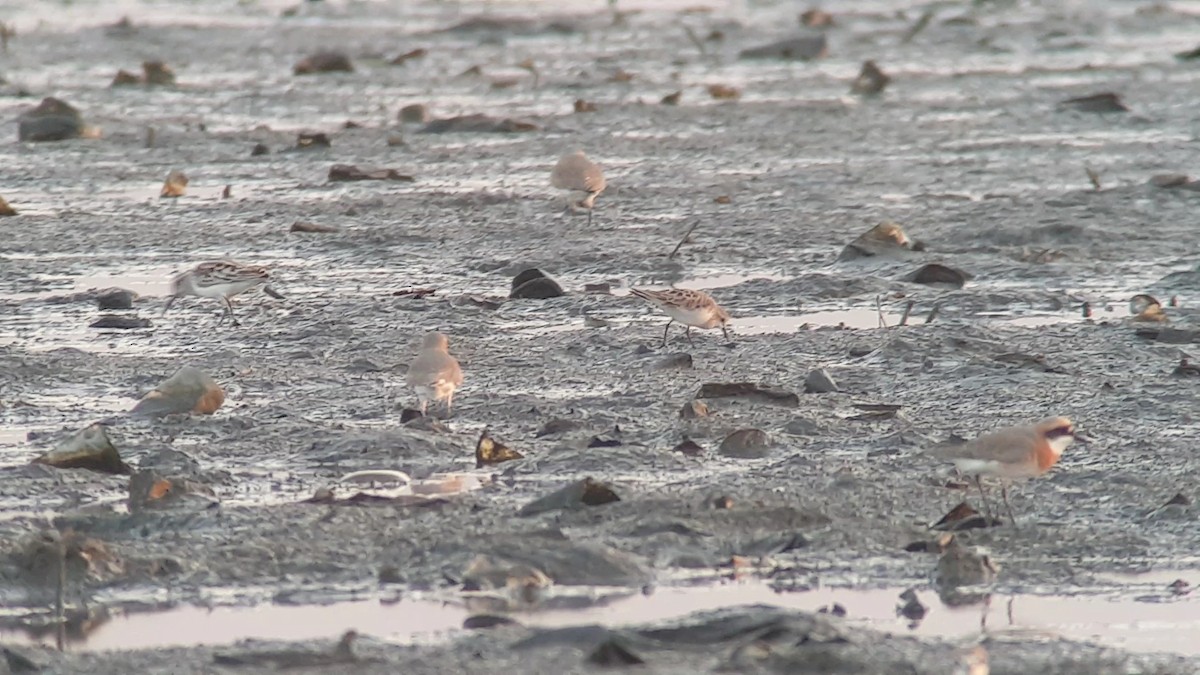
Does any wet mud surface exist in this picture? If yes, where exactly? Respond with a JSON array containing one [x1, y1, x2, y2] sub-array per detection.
[[1, 0, 1199, 672]]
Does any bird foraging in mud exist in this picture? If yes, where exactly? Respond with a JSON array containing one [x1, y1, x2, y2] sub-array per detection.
[[928, 416, 1089, 526], [628, 287, 731, 347], [406, 331, 464, 417], [163, 260, 284, 326], [550, 150, 606, 226]]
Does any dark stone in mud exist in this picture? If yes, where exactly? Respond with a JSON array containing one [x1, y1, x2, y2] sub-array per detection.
[[718, 428, 772, 459], [536, 418, 584, 437], [902, 263, 971, 288], [328, 164, 414, 182], [1060, 92, 1128, 113], [518, 477, 620, 516], [484, 537, 648, 586], [803, 368, 838, 393], [296, 132, 331, 149], [143, 60, 175, 86], [33, 423, 132, 475], [128, 469, 218, 512], [398, 103, 430, 123], [420, 114, 539, 134], [18, 97, 85, 142], [250, 142, 269, 156], [111, 69, 140, 86], [851, 60, 889, 95], [740, 34, 827, 60], [293, 50, 354, 75], [587, 435, 621, 448], [673, 439, 705, 456], [510, 268, 564, 299], [1149, 173, 1190, 188], [1135, 326, 1200, 344], [654, 352, 693, 370], [680, 400, 708, 418], [476, 428, 523, 468], [131, 366, 225, 416], [2, 647, 41, 673], [838, 221, 912, 260], [464, 614, 519, 629], [587, 638, 645, 666], [696, 382, 799, 407], [896, 588, 927, 622], [96, 289, 134, 310]]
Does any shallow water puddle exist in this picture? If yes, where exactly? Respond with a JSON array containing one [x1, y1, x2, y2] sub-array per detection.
[[2, 580, 1196, 655], [738, 310, 903, 333]]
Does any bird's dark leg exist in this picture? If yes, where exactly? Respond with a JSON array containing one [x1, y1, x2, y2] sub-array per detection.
[[973, 475, 994, 519], [660, 320, 673, 347], [1001, 485, 1018, 528], [222, 297, 240, 327], [685, 326, 694, 347], [721, 324, 730, 341], [586, 207, 593, 227]]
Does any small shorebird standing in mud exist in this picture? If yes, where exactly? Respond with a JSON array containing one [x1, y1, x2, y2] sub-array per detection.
[[550, 150, 606, 226], [628, 287, 731, 347], [929, 416, 1088, 525], [163, 260, 283, 326], [406, 331, 464, 417]]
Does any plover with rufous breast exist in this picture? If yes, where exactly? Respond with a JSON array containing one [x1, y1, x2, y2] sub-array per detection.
[[406, 331, 464, 417], [163, 260, 284, 326], [929, 416, 1089, 525], [628, 287, 730, 347], [550, 150, 606, 226]]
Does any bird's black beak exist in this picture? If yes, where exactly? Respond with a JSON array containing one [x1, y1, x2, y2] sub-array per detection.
[[1072, 432, 1092, 445]]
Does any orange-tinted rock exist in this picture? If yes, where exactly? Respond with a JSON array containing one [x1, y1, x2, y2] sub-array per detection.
[[131, 366, 225, 416]]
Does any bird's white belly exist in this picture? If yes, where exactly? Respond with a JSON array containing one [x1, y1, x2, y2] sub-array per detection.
[[664, 304, 714, 328], [953, 458, 1037, 479], [414, 381, 456, 402], [195, 280, 260, 299]]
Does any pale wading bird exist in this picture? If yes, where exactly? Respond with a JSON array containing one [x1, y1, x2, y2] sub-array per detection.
[[163, 260, 283, 326], [406, 331, 464, 416], [628, 288, 731, 347], [550, 150, 606, 226], [929, 416, 1089, 525]]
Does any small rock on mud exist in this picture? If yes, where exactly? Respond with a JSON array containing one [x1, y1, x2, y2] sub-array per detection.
[[130, 366, 225, 416], [696, 382, 799, 407], [128, 469, 218, 512], [1060, 92, 1128, 113], [518, 477, 620, 516], [294, 50, 354, 75], [89, 315, 151, 329], [740, 34, 827, 60], [398, 103, 430, 124], [18, 97, 85, 142], [475, 428, 523, 468], [420, 114, 539, 134], [804, 368, 838, 393], [851, 60, 889, 95], [510, 268, 564, 299], [33, 423, 132, 475], [160, 169, 188, 198], [718, 428, 772, 458], [839, 221, 912, 260], [328, 164, 414, 182], [96, 289, 134, 309], [902, 263, 971, 288]]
